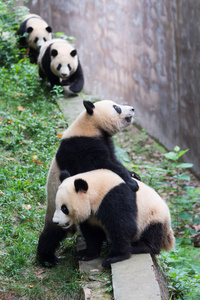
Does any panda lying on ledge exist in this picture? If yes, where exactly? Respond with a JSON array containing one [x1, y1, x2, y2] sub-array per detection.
[[53, 169, 175, 267]]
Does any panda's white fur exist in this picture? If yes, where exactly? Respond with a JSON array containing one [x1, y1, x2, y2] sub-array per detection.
[[45, 100, 135, 223], [134, 179, 174, 251], [53, 169, 175, 253], [22, 14, 52, 51], [38, 38, 79, 82]]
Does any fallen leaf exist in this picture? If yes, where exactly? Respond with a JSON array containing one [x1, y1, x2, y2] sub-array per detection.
[[33, 159, 43, 165], [19, 124, 26, 129], [57, 133, 63, 138], [18, 106, 25, 111], [22, 204, 31, 210]]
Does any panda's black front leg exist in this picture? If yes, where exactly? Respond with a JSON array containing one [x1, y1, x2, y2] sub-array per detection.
[[77, 221, 106, 261], [29, 48, 39, 64], [110, 164, 139, 192], [37, 221, 75, 267], [68, 62, 84, 93]]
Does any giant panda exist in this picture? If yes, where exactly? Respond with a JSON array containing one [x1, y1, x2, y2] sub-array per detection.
[[37, 100, 140, 267], [37, 38, 84, 93], [53, 169, 175, 268], [18, 14, 52, 63]]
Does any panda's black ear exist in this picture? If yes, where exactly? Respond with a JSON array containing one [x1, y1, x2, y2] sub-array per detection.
[[83, 100, 95, 115], [60, 170, 71, 182], [46, 26, 52, 33], [51, 49, 58, 57], [70, 49, 77, 57], [27, 27, 33, 33], [74, 179, 88, 193]]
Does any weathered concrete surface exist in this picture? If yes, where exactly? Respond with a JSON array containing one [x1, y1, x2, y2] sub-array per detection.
[[25, 0, 200, 177], [57, 92, 84, 125], [112, 254, 161, 300], [77, 237, 112, 300]]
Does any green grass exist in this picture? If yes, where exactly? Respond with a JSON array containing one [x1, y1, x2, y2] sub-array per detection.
[[0, 3, 84, 297]]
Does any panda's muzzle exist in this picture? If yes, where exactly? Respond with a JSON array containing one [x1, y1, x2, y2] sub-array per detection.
[[61, 73, 68, 79], [125, 116, 133, 123], [62, 222, 71, 229], [53, 220, 70, 229]]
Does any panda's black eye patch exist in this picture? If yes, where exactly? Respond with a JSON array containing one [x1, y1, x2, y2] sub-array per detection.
[[34, 37, 38, 44], [57, 64, 62, 71], [61, 204, 69, 215], [113, 105, 122, 114], [43, 37, 47, 42], [68, 64, 72, 71]]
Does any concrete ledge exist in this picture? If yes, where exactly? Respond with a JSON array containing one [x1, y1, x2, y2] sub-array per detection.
[[56, 93, 84, 125], [112, 254, 161, 300]]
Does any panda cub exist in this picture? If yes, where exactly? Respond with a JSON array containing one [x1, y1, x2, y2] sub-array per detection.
[[38, 38, 84, 93], [53, 169, 175, 267], [18, 14, 52, 63], [37, 100, 140, 267]]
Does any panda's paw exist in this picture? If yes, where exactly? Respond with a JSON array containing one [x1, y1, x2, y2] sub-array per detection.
[[102, 252, 131, 268], [129, 179, 139, 192], [76, 249, 99, 261], [129, 171, 141, 181], [38, 254, 59, 268]]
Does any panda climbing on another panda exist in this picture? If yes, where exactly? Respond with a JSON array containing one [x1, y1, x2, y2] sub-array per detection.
[[37, 100, 140, 267], [38, 38, 84, 93], [53, 169, 175, 267], [18, 14, 52, 64]]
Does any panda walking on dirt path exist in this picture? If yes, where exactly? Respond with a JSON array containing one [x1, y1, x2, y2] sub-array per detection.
[[38, 38, 84, 94]]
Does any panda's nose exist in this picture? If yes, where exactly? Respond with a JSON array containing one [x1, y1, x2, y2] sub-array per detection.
[[61, 73, 67, 77], [53, 221, 59, 225]]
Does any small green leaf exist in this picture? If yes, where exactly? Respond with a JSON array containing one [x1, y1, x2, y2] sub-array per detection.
[[193, 218, 200, 224], [179, 212, 192, 220], [178, 149, 189, 157], [177, 163, 193, 168], [165, 152, 179, 160], [175, 174, 191, 181], [195, 188, 200, 194], [174, 145, 180, 152]]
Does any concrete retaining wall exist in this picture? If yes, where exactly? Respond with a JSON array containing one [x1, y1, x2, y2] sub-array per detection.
[[25, 0, 200, 177]]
